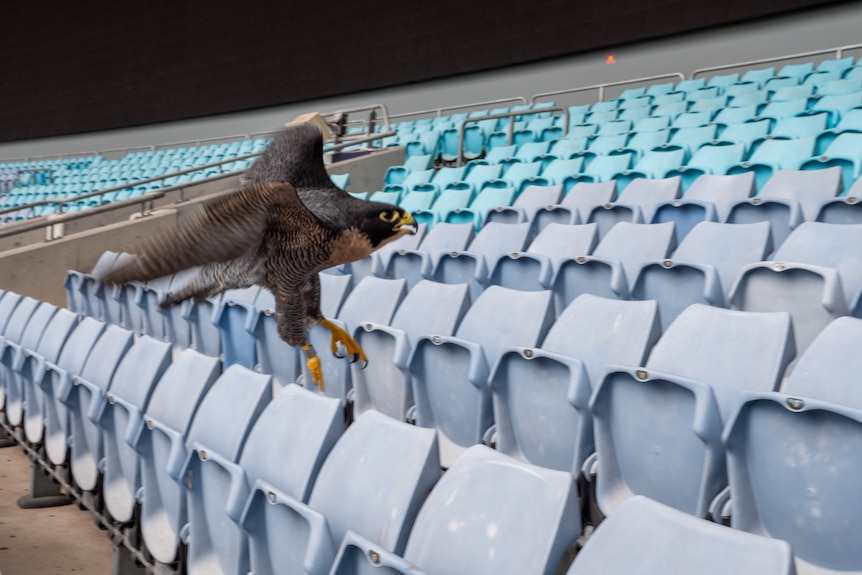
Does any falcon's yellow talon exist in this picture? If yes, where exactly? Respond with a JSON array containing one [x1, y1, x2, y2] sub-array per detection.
[[318, 318, 368, 366], [307, 356, 324, 391]]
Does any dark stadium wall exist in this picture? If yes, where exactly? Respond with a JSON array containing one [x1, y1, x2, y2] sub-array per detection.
[[1, 0, 861, 158]]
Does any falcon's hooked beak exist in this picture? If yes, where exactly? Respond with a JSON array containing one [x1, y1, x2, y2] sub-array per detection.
[[393, 212, 418, 235]]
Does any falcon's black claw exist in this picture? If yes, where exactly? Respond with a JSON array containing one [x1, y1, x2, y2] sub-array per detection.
[[333, 350, 345, 359], [350, 353, 360, 364], [361, 358, 369, 369]]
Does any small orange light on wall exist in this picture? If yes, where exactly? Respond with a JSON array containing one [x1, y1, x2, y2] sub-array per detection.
[[606, 53, 616, 64]]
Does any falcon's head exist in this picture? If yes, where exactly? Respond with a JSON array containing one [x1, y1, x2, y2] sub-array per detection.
[[362, 205, 418, 247], [327, 203, 417, 266]]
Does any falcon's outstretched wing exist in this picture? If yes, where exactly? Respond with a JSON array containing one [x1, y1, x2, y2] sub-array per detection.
[[242, 122, 360, 227], [101, 182, 319, 284]]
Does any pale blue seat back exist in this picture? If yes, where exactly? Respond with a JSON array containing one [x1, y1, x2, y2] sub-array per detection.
[[552, 221, 676, 310], [489, 222, 597, 293], [631, 221, 772, 329], [431, 222, 531, 300], [66, 324, 135, 492], [136, 350, 221, 564], [43, 317, 106, 467], [411, 286, 554, 466], [98, 336, 172, 523], [0, 295, 40, 427], [730, 222, 862, 356], [491, 295, 659, 473], [591, 305, 793, 517], [242, 411, 440, 575], [185, 383, 343, 575], [182, 365, 272, 575], [352, 280, 470, 420], [567, 496, 795, 575], [587, 177, 681, 238], [559, 180, 617, 223], [329, 446, 580, 575], [381, 222, 474, 288]]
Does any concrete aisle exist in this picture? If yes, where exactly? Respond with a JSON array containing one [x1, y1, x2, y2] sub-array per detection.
[[0, 446, 112, 575]]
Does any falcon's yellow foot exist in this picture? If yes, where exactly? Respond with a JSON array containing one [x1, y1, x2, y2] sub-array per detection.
[[318, 318, 368, 367], [302, 344, 325, 391]]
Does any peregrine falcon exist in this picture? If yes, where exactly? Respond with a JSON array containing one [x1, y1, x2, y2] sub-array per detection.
[[101, 123, 417, 390]]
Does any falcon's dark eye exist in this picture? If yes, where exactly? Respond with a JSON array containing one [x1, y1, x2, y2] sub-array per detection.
[[378, 210, 400, 223]]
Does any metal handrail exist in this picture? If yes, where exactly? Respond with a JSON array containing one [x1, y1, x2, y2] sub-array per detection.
[[0, 151, 261, 218], [0, 191, 166, 240], [384, 97, 530, 123], [530, 73, 687, 105], [691, 42, 862, 79], [456, 107, 570, 166]]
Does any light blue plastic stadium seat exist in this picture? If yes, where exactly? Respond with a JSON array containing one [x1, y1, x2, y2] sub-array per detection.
[[551, 221, 676, 310], [540, 158, 586, 192], [815, 174, 862, 223], [9, 303, 69, 446], [496, 161, 549, 194], [770, 83, 814, 102], [586, 176, 681, 238], [488, 223, 598, 293], [812, 108, 862, 155], [631, 221, 772, 330], [652, 100, 688, 119], [444, 163, 501, 196], [672, 111, 714, 129], [211, 285, 262, 369], [803, 91, 862, 128], [583, 134, 629, 159], [417, 166, 466, 195], [484, 184, 562, 225], [352, 281, 470, 420], [723, 316, 862, 575], [665, 143, 746, 190], [590, 304, 793, 518], [726, 136, 816, 190], [382, 168, 433, 196], [302, 277, 407, 402], [726, 90, 768, 107], [567, 496, 795, 575], [647, 82, 676, 97], [612, 149, 685, 190], [377, 222, 473, 288], [369, 190, 401, 205], [768, 114, 827, 143], [726, 166, 842, 248], [574, 152, 634, 184], [490, 295, 659, 474], [241, 410, 440, 575], [595, 120, 631, 138], [328, 445, 580, 575], [159, 267, 200, 350], [65, 250, 118, 317], [42, 317, 106, 468], [181, 383, 343, 575], [818, 77, 862, 96], [64, 324, 135, 493], [178, 364, 272, 575], [619, 129, 670, 159], [137, 272, 179, 341], [801, 132, 862, 189], [409, 287, 553, 466], [412, 188, 472, 227], [756, 98, 809, 125], [730, 222, 862, 358], [431, 222, 531, 300], [617, 106, 651, 123], [134, 350, 220, 564], [553, 180, 617, 224], [817, 56, 855, 75], [634, 115, 672, 132], [443, 187, 515, 230], [690, 95, 730, 114], [713, 120, 770, 154], [94, 336, 172, 523], [0, 296, 41, 428], [664, 172, 756, 224]]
